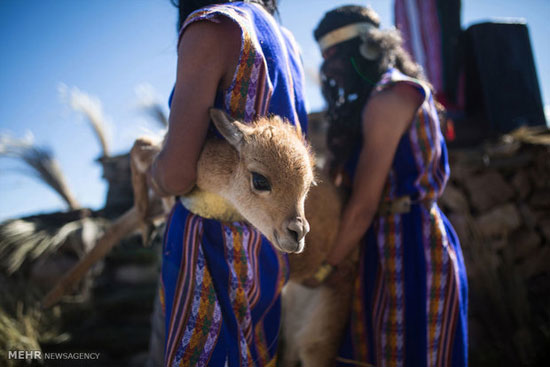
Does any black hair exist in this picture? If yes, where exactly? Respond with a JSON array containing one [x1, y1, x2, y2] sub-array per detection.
[[314, 5, 427, 178], [314, 5, 380, 42], [171, 0, 278, 31]]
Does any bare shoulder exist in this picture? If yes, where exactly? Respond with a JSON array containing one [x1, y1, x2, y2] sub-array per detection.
[[177, 16, 242, 89], [370, 82, 424, 112], [181, 16, 240, 45], [360, 83, 424, 139], [364, 82, 423, 127]]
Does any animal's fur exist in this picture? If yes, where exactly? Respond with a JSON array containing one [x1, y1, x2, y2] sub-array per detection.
[[130, 108, 315, 254], [130, 137, 174, 245], [130, 109, 357, 366], [280, 179, 358, 367]]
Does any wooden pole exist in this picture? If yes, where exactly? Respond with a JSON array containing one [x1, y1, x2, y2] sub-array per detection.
[[42, 204, 164, 309]]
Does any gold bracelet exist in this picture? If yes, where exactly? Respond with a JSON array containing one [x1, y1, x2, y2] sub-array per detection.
[[312, 262, 334, 283]]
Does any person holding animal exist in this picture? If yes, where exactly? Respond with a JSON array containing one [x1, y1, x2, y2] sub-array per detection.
[[307, 5, 468, 366], [148, 0, 310, 365]]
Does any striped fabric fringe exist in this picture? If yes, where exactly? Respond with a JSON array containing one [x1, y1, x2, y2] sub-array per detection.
[[394, 0, 443, 93]]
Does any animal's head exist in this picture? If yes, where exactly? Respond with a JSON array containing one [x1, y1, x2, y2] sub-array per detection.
[[210, 108, 315, 253]]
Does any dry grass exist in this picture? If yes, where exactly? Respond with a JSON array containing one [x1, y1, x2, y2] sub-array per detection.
[[0, 134, 80, 210], [135, 83, 168, 128], [507, 125, 550, 146], [0, 216, 106, 275], [62, 86, 111, 157], [0, 214, 108, 365], [141, 103, 168, 128], [0, 274, 69, 367]]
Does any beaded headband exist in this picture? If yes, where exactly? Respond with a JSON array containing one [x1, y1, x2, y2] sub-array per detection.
[[317, 22, 376, 52]]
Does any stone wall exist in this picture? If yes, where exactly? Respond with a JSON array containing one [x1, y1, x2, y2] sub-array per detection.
[[439, 128, 550, 365]]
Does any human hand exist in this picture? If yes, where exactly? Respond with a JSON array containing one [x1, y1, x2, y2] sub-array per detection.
[[301, 259, 356, 288], [301, 262, 334, 288]]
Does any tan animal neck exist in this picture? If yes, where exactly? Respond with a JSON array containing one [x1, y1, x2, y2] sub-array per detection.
[[196, 138, 238, 192], [180, 138, 244, 222]]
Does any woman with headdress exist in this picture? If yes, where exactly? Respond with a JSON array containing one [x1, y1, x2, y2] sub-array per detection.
[[310, 5, 467, 366], [150, 1, 307, 365]]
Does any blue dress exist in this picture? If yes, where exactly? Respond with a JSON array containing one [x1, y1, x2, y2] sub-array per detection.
[[161, 3, 307, 366], [338, 68, 468, 367]]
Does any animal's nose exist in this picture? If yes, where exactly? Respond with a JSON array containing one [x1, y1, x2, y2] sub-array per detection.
[[287, 217, 310, 242]]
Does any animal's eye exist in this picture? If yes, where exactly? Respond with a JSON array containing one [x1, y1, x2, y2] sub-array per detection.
[[251, 172, 271, 192]]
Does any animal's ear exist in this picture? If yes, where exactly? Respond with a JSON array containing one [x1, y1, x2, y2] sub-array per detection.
[[209, 108, 248, 149]]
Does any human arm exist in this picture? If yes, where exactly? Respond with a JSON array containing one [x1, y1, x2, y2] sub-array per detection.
[[318, 83, 424, 283], [151, 17, 241, 196]]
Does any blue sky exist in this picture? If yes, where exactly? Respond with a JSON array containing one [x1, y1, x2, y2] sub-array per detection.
[[1, 0, 549, 221]]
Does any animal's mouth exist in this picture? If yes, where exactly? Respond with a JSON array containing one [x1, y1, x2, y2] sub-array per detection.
[[272, 230, 304, 254]]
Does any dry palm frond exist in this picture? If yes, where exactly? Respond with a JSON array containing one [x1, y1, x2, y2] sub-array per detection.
[[62, 85, 111, 157], [0, 216, 105, 275], [0, 134, 80, 210], [135, 83, 168, 128]]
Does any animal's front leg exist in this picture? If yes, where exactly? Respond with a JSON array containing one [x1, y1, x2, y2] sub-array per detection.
[[280, 282, 313, 367], [130, 137, 162, 245], [297, 283, 354, 367]]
